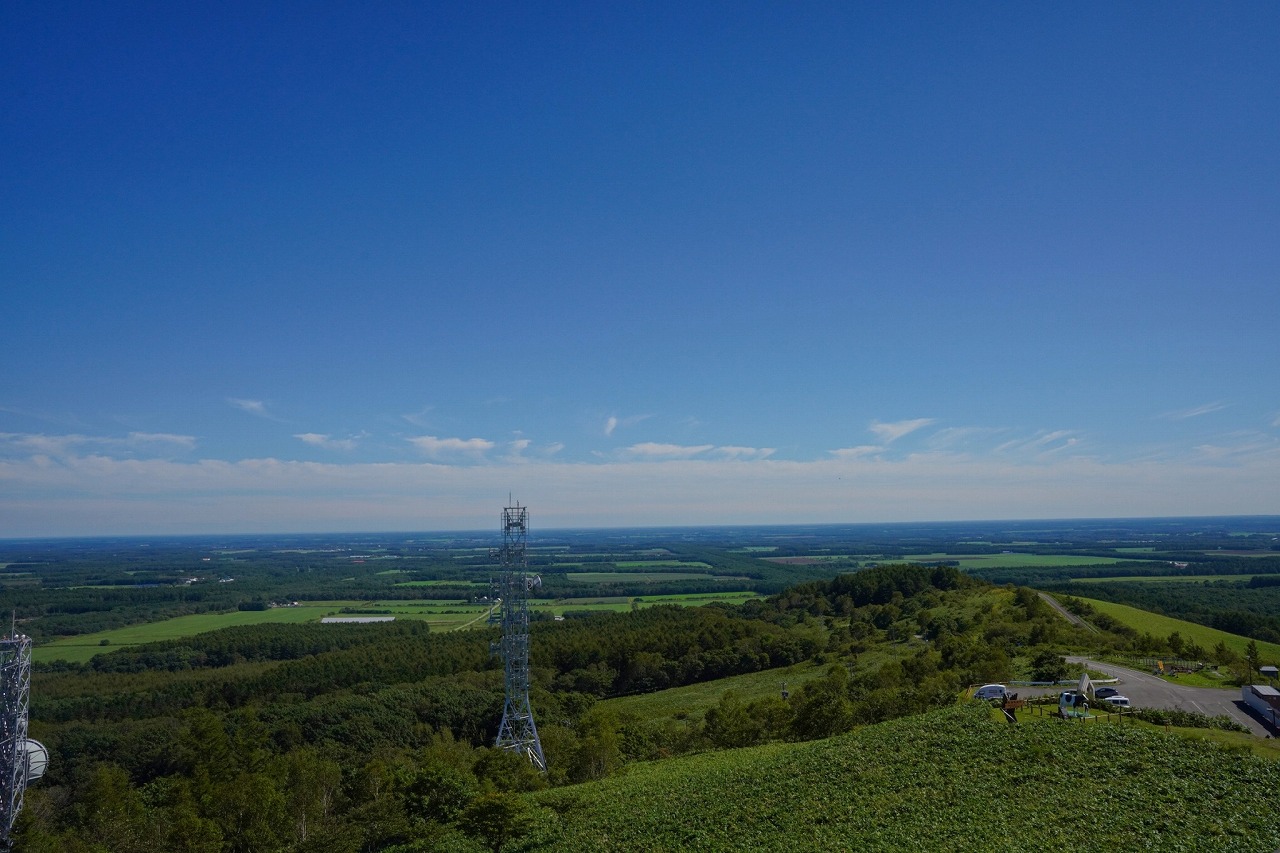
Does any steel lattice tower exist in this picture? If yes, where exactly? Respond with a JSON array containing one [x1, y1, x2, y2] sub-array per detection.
[[490, 502, 546, 771], [0, 632, 33, 850]]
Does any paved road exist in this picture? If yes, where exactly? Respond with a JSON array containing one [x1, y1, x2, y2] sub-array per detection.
[[1037, 592, 1098, 633], [1065, 657, 1274, 737]]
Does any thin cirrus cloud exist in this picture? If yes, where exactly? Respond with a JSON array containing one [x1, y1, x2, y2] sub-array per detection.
[[228, 398, 273, 418], [407, 435, 496, 459], [620, 443, 773, 461], [604, 414, 651, 436], [868, 418, 936, 444], [925, 426, 1008, 452], [829, 445, 883, 460], [624, 442, 715, 459], [993, 429, 1081, 457], [829, 418, 937, 460], [1160, 402, 1228, 421], [0, 431, 196, 458], [126, 432, 198, 449]]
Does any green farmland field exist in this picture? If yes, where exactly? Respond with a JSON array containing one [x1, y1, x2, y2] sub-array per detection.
[[34, 590, 765, 663], [1073, 596, 1280, 662], [531, 591, 763, 617], [33, 600, 495, 663], [1069, 574, 1261, 584], [905, 553, 1156, 570], [566, 571, 728, 583]]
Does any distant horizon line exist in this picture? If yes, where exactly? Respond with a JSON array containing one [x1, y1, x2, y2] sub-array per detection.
[[3, 513, 1279, 544]]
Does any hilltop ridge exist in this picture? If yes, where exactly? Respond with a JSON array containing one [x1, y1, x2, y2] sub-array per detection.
[[524, 702, 1280, 852]]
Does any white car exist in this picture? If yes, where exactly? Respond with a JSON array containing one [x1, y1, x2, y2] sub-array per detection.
[[1102, 695, 1132, 709], [973, 683, 1008, 701]]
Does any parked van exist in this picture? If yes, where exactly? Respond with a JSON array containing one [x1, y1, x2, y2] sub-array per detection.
[[973, 684, 1008, 702], [1103, 695, 1132, 709]]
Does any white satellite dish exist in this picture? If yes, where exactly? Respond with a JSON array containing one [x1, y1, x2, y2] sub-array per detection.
[[24, 739, 48, 783]]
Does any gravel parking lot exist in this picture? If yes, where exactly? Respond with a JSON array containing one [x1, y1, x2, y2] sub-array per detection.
[[1060, 657, 1275, 737]]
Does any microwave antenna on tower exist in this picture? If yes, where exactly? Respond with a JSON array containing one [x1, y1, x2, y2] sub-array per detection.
[[489, 500, 546, 771]]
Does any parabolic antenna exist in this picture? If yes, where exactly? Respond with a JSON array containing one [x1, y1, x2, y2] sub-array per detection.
[[24, 739, 47, 783]]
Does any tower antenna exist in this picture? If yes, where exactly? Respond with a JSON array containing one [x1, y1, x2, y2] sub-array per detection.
[[0, 623, 47, 851], [489, 499, 546, 770]]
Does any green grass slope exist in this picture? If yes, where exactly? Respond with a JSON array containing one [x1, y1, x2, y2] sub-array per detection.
[[527, 703, 1280, 852], [1073, 596, 1280, 661]]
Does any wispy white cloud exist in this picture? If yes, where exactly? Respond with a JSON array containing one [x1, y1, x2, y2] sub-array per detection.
[[407, 435, 495, 459], [401, 407, 435, 427], [502, 438, 532, 463], [0, 431, 197, 459], [926, 426, 1006, 452], [0, 433, 84, 457], [829, 445, 883, 460], [127, 432, 198, 450], [1272, 413, 1280, 429], [497, 439, 566, 464], [228, 398, 271, 418], [1190, 431, 1280, 464], [869, 418, 936, 444], [604, 414, 651, 436], [712, 446, 776, 461], [624, 442, 714, 459], [295, 433, 360, 451], [1160, 402, 1228, 421], [991, 429, 1083, 458]]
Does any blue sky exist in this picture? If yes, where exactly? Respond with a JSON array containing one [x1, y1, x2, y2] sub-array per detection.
[[3, 2, 1278, 536]]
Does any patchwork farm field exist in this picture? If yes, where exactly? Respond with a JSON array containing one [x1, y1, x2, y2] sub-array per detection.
[[1069, 574, 1262, 584], [904, 553, 1156, 569], [33, 600, 490, 662], [565, 571, 737, 583], [33, 591, 765, 663]]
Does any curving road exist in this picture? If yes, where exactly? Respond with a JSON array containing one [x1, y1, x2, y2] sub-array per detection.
[[1065, 657, 1273, 737]]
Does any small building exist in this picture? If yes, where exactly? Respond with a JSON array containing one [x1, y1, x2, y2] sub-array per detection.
[[1242, 685, 1280, 730], [1260, 665, 1278, 680]]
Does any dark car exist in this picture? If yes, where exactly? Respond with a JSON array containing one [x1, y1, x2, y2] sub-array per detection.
[[1094, 686, 1120, 699]]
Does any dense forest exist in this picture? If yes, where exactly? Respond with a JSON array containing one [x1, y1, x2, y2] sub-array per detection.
[[14, 564, 1103, 851], [6, 519, 1279, 850]]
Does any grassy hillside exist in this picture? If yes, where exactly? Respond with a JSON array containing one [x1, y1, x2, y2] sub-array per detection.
[[525, 702, 1280, 852], [1073, 596, 1280, 662]]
